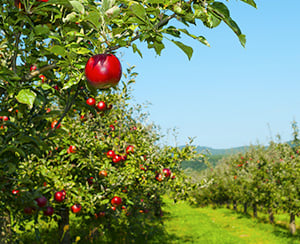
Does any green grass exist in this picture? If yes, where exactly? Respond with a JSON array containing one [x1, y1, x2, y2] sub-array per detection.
[[16, 199, 300, 243], [161, 198, 300, 244]]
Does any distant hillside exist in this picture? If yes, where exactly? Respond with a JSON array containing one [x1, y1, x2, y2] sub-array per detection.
[[181, 142, 297, 172], [180, 145, 250, 171], [193, 145, 250, 156]]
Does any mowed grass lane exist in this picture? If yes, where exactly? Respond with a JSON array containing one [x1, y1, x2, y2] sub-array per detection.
[[161, 198, 300, 244]]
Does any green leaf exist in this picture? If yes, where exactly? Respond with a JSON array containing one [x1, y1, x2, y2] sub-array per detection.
[[105, 6, 120, 18], [7, 163, 16, 174], [173, 4, 185, 15], [171, 40, 193, 60], [130, 3, 147, 21], [163, 26, 181, 38], [34, 25, 50, 35], [204, 12, 221, 28], [101, 0, 114, 12], [16, 89, 36, 108], [211, 2, 230, 18], [63, 78, 78, 89], [238, 34, 246, 47], [41, 84, 52, 90], [48, 45, 66, 58], [84, 11, 102, 29], [70, 0, 85, 14], [240, 0, 257, 8], [226, 17, 242, 36], [63, 12, 79, 23], [74, 47, 92, 55], [148, 0, 165, 3], [132, 43, 143, 58], [178, 29, 210, 47]]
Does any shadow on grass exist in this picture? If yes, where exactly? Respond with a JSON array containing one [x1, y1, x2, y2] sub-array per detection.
[[18, 212, 187, 244]]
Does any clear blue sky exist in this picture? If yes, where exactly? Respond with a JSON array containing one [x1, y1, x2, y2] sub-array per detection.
[[120, 0, 300, 149]]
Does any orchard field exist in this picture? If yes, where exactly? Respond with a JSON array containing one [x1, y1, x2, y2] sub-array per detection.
[[4, 0, 299, 243], [191, 124, 300, 237]]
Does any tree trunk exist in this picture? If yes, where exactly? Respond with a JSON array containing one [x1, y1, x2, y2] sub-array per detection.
[[289, 213, 296, 235], [243, 203, 247, 214], [58, 208, 71, 244], [226, 201, 230, 209], [268, 207, 274, 224], [233, 200, 237, 211], [0, 210, 11, 244], [253, 203, 257, 218]]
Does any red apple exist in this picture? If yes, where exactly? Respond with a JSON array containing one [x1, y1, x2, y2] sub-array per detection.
[[109, 125, 115, 131], [2, 116, 9, 121], [51, 120, 61, 129], [30, 65, 37, 72], [121, 155, 127, 161], [112, 154, 122, 163], [99, 170, 107, 177], [96, 101, 107, 111], [126, 145, 134, 154], [106, 150, 115, 159], [111, 196, 122, 207], [87, 177, 94, 185], [86, 98, 96, 106], [163, 168, 171, 178], [54, 191, 65, 202], [85, 54, 122, 89], [12, 189, 19, 195], [43, 206, 54, 216], [24, 207, 35, 215], [35, 196, 47, 208], [155, 173, 163, 182], [71, 204, 81, 213], [67, 145, 76, 154], [39, 74, 46, 83]]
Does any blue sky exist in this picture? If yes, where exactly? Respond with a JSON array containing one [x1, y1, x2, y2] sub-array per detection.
[[120, 1, 300, 149]]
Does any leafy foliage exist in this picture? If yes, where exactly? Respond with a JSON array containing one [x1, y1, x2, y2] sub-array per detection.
[[0, 0, 256, 242]]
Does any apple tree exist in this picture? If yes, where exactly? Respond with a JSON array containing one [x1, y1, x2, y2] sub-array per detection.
[[0, 0, 256, 242]]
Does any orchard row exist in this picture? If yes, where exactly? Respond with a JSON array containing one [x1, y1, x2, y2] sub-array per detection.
[[194, 131, 300, 235]]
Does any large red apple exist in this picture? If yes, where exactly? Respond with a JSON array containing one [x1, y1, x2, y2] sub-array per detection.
[[85, 54, 122, 89]]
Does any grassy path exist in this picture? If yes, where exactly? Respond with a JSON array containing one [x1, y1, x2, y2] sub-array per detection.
[[162, 198, 300, 244]]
